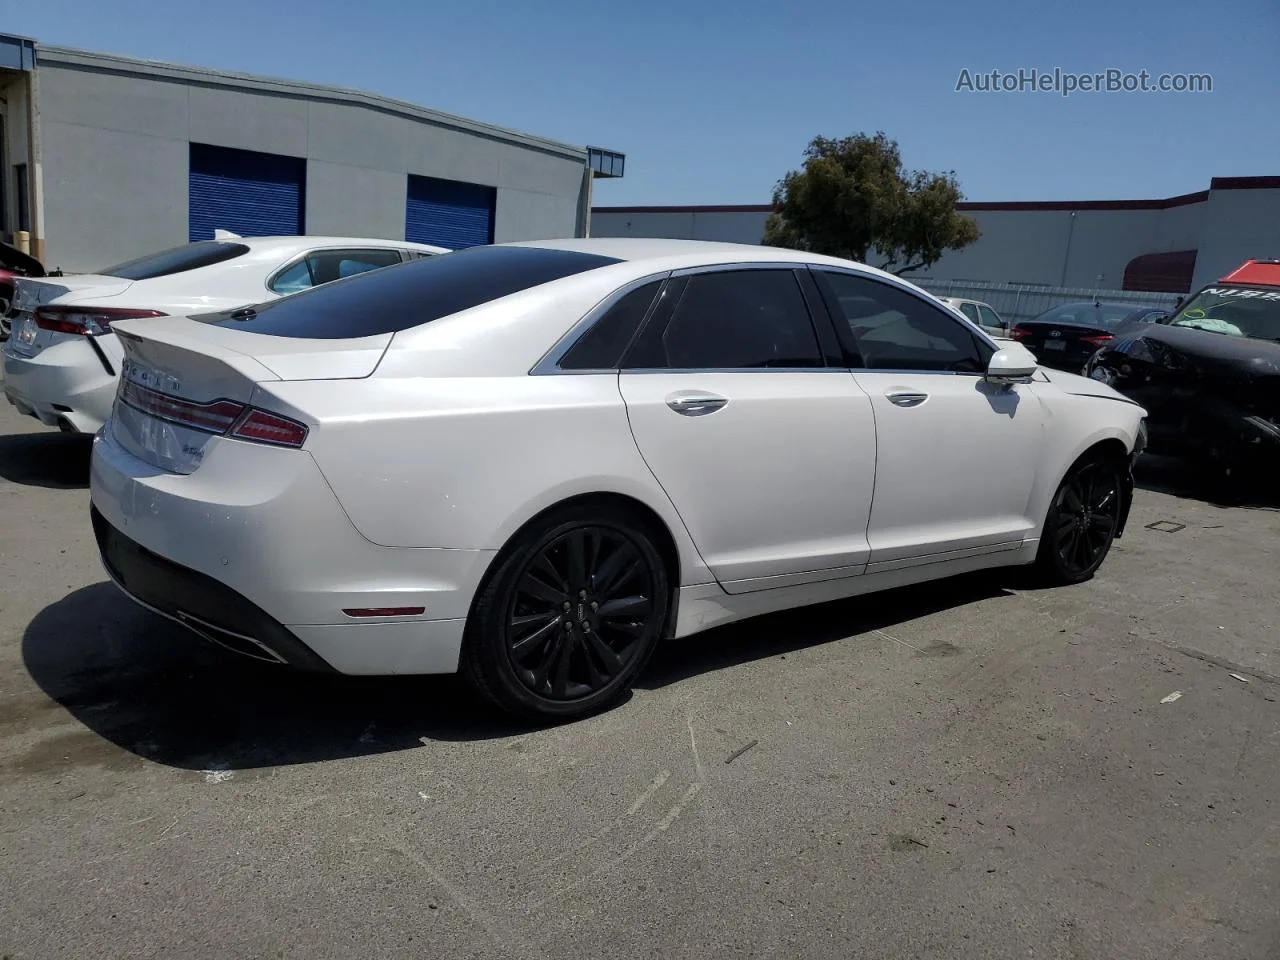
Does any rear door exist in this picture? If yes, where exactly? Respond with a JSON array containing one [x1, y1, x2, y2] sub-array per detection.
[[618, 266, 877, 593], [815, 269, 1045, 568]]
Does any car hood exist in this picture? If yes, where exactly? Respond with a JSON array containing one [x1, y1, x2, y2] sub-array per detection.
[[1108, 322, 1280, 380]]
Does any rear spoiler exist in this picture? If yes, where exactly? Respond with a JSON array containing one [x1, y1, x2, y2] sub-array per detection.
[[0, 241, 45, 277]]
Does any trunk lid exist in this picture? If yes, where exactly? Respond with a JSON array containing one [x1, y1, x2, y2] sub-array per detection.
[[108, 317, 391, 473], [14, 275, 134, 310], [7, 276, 138, 354]]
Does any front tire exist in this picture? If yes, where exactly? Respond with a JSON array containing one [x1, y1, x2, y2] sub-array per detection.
[[1035, 453, 1125, 585], [461, 505, 670, 721]]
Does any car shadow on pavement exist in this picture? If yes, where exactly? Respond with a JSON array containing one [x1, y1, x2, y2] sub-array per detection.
[[1134, 454, 1280, 511], [640, 571, 1010, 689], [22, 582, 531, 772], [24, 574, 1008, 771], [0, 430, 93, 489]]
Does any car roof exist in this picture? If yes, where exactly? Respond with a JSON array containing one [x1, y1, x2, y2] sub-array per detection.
[[226, 236, 450, 256], [508, 237, 893, 276]]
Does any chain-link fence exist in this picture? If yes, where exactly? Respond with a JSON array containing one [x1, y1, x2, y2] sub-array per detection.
[[911, 279, 1183, 326]]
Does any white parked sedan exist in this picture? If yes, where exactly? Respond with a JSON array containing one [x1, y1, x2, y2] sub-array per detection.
[[89, 239, 1146, 720], [3, 235, 447, 433]]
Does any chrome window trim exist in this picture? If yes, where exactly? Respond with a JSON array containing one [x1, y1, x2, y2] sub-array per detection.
[[530, 270, 672, 376]]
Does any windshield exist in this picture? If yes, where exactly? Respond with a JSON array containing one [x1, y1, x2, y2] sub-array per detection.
[[97, 241, 251, 280], [1164, 285, 1280, 341], [1032, 302, 1135, 329]]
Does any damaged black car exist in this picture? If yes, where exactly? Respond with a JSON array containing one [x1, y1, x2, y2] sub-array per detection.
[[1083, 264, 1280, 482]]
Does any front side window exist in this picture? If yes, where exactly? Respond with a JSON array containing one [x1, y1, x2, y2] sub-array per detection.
[[819, 271, 989, 372], [626, 269, 823, 369], [978, 305, 1004, 330]]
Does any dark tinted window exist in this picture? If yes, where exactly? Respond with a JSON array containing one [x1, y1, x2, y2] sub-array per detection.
[[559, 280, 662, 370], [820, 271, 988, 372], [626, 270, 822, 369], [98, 241, 251, 280], [195, 245, 621, 339]]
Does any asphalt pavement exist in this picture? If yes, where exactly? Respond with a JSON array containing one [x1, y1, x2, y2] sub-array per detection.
[[2, 396, 1279, 960]]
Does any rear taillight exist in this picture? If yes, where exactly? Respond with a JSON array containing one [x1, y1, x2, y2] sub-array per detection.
[[119, 381, 308, 449], [1081, 333, 1114, 348], [230, 409, 310, 448], [1011, 326, 1032, 341], [36, 305, 166, 336]]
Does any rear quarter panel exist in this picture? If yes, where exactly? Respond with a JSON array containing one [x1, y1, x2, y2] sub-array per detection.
[[262, 373, 715, 586]]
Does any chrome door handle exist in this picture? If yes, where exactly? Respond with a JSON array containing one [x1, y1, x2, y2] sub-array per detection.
[[886, 391, 928, 408], [665, 393, 729, 416]]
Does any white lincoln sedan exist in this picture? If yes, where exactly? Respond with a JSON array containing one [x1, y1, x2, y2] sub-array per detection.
[[4, 235, 447, 434], [89, 239, 1147, 720]]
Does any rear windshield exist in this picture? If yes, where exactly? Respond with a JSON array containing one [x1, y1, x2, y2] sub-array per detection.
[[98, 241, 251, 280], [194, 245, 622, 339], [1033, 302, 1135, 330]]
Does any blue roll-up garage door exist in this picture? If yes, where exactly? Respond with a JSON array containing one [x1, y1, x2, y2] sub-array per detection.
[[189, 143, 306, 242], [405, 175, 495, 249]]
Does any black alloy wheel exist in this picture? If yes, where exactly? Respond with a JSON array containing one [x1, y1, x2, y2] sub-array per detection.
[[1036, 455, 1125, 584], [463, 506, 669, 720]]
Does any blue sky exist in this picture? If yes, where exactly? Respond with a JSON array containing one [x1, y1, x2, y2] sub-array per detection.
[[8, 0, 1277, 206]]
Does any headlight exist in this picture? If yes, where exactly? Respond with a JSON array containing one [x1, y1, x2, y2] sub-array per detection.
[[1133, 419, 1149, 458]]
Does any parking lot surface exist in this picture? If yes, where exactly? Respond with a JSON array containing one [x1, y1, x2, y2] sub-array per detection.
[[2, 395, 1279, 960]]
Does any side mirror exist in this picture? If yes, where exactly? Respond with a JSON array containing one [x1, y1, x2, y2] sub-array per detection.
[[986, 344, 1037, 385]]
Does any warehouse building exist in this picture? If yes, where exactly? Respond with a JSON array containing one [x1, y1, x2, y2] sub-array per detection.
[[0, 33, 624, 272], [593, 176, 1280, 294]]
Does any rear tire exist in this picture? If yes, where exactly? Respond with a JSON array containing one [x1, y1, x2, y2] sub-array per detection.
[[461, 504, 670, 722], [1035, 452, 1125, 585]]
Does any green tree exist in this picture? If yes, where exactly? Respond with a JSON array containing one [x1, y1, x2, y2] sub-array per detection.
[[763, 132, 980, 275]]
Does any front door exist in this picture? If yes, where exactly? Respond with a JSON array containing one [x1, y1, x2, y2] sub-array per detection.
[[815, 269, 1045, 569], [619, 267, 877, 593]]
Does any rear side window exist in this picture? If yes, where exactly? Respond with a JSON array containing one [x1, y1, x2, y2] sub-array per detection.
[[195, 245, 621, 339], [625, 269, 823, 369], [559, 280, 662, 370], [98, 241, 251, 280], [268, 248, 404, 295], [958, 303, 980, 324]]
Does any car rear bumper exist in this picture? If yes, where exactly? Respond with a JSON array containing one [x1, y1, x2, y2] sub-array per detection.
[[3, 339, 116, 433], [89, 421, 495, 674], [93, 504, 338, 670]]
